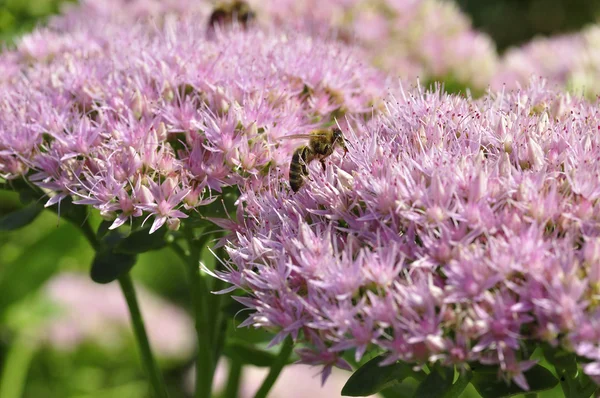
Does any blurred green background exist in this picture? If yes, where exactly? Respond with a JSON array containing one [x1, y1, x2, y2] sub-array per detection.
[[0, 0, 75, 43], [456, 0, 600, 51], [0, 0, 598, 397]]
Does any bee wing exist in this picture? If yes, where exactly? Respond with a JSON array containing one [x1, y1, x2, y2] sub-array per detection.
[[276, 133, 327, 141]]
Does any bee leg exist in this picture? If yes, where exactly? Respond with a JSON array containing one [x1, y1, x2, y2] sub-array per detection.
[[320, 159, 326, 172]]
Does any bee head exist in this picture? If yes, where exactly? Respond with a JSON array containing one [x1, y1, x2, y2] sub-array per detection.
[[233, 1, 255, 25], [332, 127, 347, 152], [208, 1, 255, 32]]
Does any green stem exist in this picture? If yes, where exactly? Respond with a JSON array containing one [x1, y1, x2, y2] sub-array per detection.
[[253, 336, 294, 398], [71, 217, 167, 397], [224, 361, 243, 398], [184, 227, 214, 398], [0, 332, 38, 398], [118, 273, 169, 398], [209, 245, 228, 364]]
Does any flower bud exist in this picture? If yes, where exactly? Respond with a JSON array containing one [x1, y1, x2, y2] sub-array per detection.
[[167, 218, 181, 231]]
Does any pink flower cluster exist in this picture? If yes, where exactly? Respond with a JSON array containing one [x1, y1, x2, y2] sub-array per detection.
[[9, 0, 498, 92], [252, 0, 498, 91], [493, 25, 600, 97], [0, 15, 384, 232], [214, 80, 600, 387]]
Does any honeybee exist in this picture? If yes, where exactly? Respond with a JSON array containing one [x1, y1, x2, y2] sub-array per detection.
[[287, 127, 347, 192], [207, 1, 255, 32]]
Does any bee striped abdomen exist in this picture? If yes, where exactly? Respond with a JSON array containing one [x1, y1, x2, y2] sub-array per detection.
[[289, 146, 313, 192]]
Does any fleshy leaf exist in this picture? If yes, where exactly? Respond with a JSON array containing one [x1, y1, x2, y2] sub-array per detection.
[[115, 226, 168, 254], [46, 195, 88, 227], [90, 249, 137, 284], [342, 355, 420, 396], [543, 346, 578, 379], [412, 366, 455, 398], [96, 220, 112, 239], [471, 364, 558, 398], [0, 203, 44, 231], [223, 341, 284, 367], [544, 346, 598, 398]]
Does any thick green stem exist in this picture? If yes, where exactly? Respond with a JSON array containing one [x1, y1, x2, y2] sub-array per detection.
[[118, 273, 169, 398], [184, 227, 214, 398], [0, 332, 37, 398], [253, 336, 294, 398], [224, 361, 243, 398], [71, 217, 167, 398], [209, 245, 228, 365]]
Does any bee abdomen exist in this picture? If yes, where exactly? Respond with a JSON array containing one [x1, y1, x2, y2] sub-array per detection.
[[289, 146, 311, 192]]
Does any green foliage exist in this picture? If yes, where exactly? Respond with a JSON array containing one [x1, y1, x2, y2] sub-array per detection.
[[0, 0, 75, 44], [0, 202, 44, 231], [0, 212, 90, 314], [544, 346, 599, 398], [114, 226, 168, 255], [470, 364, 558, 398], [456, 0, 600, 52], [412, 367, 474, 398], [90, 248, 137, 284], [341, 355, 425, 396], [223, 341, 283, 367]]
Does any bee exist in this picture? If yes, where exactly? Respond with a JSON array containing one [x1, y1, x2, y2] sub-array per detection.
[[288, 127, 347, 192], [207, 1, 255, 33]]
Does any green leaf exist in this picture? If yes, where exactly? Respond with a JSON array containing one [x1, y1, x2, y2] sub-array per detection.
[[90, 250, 137, 284], [199, 185, 240, 220], [114, 226, 167, 254], [55, 196, 88, 226], [543, 346, 578, 379], [96, 220, 112, 239], [0, 216, 90, 315], [0, 203, 43, 231], [471, 364, 558, 398], [443, 370, 473, 398], [223, 342, 281, 367], [412, 366, 455, 398], [342, 355, 421, 397], [542, 346, 582, 397], [2, 178, 43, 205]]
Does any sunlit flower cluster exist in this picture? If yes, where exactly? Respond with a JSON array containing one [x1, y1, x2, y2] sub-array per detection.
[[493, 25, 600, 97], [13, 0, 497, 93], [213, 80, 600, 387], [253, 0, 498, 92], [0, 16, 384, 232]]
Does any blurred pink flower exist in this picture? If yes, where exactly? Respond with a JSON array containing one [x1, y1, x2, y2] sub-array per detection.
[[493, 25, 600, 97], [43, 272, 195, 358], [186, 360, 378, 398]]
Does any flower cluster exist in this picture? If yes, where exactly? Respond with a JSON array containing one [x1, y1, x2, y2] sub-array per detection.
[[214, 80, 600, 387], [493, 25, 600, 97], [252, 0, 498, 92], [0, 13, 385, 232], [24, 0, 498, 93]]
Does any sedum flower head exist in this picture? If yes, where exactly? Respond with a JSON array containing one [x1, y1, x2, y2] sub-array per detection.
[[493, 24, 600, 98], [251, 0, 498, 92], [214, 80, 600, 387], [0, 8, 385, 233]]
